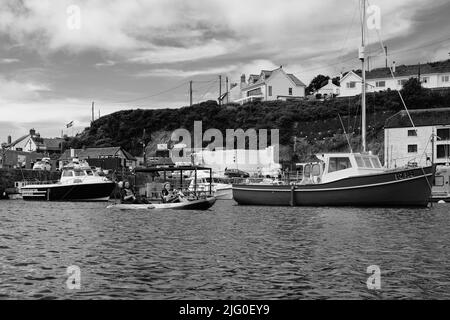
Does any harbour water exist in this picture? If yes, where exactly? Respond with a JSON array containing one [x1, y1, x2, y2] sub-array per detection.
[[1, 200, 450, 300]]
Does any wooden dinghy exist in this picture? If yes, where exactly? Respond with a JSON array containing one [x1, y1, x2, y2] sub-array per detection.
[[107, 196, 216, 211]]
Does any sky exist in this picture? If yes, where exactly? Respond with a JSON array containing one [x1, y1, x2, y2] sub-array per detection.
[[1, 0, 450, 142]]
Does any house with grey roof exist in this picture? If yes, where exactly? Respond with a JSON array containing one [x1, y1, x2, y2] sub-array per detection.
[[340, 59, 450, 97], [384, 107, 450, 168], [221, 66, 306, 105], [4, 129, 63, 156]]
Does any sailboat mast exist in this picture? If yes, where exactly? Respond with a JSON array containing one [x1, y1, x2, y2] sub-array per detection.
[[360, 0, 367, 152]]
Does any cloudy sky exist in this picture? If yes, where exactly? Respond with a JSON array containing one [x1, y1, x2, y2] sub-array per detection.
[[1, 0, 450, 142]]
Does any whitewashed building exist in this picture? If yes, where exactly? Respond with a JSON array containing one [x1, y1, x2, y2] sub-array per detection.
[[315, 79, 340, 97], [384, 108, 450, 168], [221, 67, 306, 105], [193, 146, 281, 177], [340, 59, 450, 97], [6, 129, 63, 155]]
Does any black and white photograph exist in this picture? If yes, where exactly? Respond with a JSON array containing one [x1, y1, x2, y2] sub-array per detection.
[[1, 0, 450, 307]]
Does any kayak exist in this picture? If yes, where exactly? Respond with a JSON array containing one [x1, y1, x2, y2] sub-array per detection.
[[107, 196, 216, 211]]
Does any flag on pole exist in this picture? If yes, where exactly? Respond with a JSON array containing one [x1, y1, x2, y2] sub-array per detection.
[[66, 121, 74, 128]]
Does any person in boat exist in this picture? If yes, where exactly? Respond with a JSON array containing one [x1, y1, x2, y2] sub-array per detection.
[[161, 182, 175, 203], [121, 181, 149, 204]]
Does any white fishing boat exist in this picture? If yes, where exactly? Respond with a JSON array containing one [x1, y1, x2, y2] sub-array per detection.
[[21, 159, 115, 201]]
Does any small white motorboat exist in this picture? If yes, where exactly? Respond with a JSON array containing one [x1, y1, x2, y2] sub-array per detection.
[[107, 196, 216, 210]]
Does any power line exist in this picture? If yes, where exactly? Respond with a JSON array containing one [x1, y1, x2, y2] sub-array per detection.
[[109, 81, 188, 104]]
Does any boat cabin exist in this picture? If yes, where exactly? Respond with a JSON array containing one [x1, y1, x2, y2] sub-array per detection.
[[59, 159, 106, 184], [298, 153, 384, 185]]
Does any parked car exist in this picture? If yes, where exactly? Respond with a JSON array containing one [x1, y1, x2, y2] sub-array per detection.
[[33, 158, 51, 171], [224, 169, 250, 178]]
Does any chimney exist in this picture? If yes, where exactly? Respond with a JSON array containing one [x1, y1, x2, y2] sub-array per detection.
[[29, 128, 36, 136], [240, 74, 246, 88], [7, 136, 11, 144], [392, 61, 396, 73]]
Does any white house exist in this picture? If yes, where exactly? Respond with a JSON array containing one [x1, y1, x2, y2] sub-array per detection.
[[192, 146, 281, 177], [384, 108, 450, 169], [315, 79, 340, 97], [6, 129, 63, 155], [340, 59, 450, 97], [221, 67, 306, 105]]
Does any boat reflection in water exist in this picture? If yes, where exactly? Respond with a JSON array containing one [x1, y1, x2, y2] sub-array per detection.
[[233, 153, 435, 207]]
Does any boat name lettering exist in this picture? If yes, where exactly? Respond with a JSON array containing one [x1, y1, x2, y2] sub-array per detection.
[[395, 171, 415, 181]]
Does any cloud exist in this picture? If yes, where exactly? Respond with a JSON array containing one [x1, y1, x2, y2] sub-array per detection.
[[0, 58, 20, 64]]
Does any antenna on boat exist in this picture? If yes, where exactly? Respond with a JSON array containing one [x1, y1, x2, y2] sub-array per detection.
[[338, 113, 353, 153], [359, 0, 367, 153]]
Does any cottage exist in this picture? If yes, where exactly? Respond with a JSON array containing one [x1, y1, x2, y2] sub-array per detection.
[[5, 129, 63, 156], [221, 66, 306, 105], [384, 108, 450, 168], [315, 79, 340, 98], [340, 59, 450, 97]]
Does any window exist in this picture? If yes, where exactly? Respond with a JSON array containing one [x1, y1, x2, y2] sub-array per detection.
[[370, 157, 382, 168], [437, 145, 450, 159], [328, 157, 352, 173], [376, 81, 386, 87], [268, 86, 272, 96], [288, 88, 293, 96], [304, 164, 311, 177], [362, 157, 373, 168], [408, 130, 417, 137], [434, 176, 445, 187], [74, 170, 85, 176], [437, 128, 450, 141], [247, 87, 262, 97], [442, 75, 449, 83], [347, 82, 356, 89], [312, 164, 321, 176], [398, 79, 408, 86], [355, 156, 365, 168], [63, 171, 73, 177], [408, 145, 418, 153]]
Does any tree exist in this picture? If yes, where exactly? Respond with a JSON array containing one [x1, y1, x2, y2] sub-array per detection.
[[306, 75, 330, 95], [400, 77, 430, 109]]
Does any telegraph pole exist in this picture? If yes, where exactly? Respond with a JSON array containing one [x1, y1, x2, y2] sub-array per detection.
[[189, 80, 193, 106], [226, 76, 229, 104], [384, 46, 388, 68], [91, 101, 95, 124], [219, 75, 222, 106]]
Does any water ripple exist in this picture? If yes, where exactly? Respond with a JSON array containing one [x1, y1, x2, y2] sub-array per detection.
[[0, 200, 450, 299]]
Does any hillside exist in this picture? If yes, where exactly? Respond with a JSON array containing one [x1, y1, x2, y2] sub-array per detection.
[[65, 80, 450, 164]]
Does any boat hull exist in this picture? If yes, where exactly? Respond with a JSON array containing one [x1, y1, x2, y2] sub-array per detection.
[[21, 182, 116, 202], [233, 166, 435, 207], [107, 197, 216, 210]]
